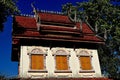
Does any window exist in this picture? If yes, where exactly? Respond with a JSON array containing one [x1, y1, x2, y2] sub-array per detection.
[[31, 54, 44, 70], [76, 49, 95, 73], [79, 56, 92, 70], [28, 48, 47, 72], [52, 48, 71, 73], [56, 55, 68, 70]]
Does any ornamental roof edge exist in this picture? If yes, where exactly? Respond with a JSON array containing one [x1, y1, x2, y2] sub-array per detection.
[[19, 14, 35, 18], [39, 10, 64, 15]]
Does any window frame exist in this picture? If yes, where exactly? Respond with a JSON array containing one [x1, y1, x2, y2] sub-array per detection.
[[76, 49, 95, 73], [28, 48, 47, 73], [52, 48, 72, 73]]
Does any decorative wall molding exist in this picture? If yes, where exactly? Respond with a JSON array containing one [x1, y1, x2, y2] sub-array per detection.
[[76, 49, 92, 56], [27, 46, 48, 55], [51, 48, 70, 56]]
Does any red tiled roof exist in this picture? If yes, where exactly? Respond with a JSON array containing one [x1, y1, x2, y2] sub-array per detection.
[[14, 15, 94, 34], [38, 12, 74, 24], [76, 22, 94, 34], [13, 30, 103, 42], [40, 25, 80, 33], [38, 12, 94, 34], [13, 13, 104, 43], [14, 16, 94, 34], [82, 35, 103, 41], [15, 16, 37, 28], [82, 23, 94, 34]]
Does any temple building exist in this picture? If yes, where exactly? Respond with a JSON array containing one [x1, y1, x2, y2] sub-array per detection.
[[12, 9, 109, 79]]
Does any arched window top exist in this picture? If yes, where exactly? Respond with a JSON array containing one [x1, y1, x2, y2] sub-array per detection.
[[55, 50, 67, 55], [27, 47, 47, 55], [52, 48, 70, 55], [31, 48, 43, 54], [76, 49, 92, 56]]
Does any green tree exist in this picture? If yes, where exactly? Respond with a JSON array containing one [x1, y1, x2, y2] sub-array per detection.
[[0, 0, 19, 31], [62, 0, 120, 78]]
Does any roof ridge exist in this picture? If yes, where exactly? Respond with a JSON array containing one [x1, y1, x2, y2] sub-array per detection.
[[39, 10, 64, 15], [17, 14, 35, 18]]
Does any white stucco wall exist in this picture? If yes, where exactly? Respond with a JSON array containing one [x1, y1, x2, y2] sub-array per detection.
[[19, 46, 102, 78]]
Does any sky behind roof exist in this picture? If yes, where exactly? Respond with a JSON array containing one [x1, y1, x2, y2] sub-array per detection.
[[0, 0, 86, 77]]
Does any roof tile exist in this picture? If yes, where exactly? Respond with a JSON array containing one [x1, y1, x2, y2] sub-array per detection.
[[15, 16, 37, 28], [38, 12, 73, 24]]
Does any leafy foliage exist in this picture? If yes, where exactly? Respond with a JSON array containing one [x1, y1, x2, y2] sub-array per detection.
[[0, 74, 7, 80], [62, 0, 120, 78], [0, 0, 19, 31]]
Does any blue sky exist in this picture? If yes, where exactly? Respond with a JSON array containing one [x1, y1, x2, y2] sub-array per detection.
[[0, 0, 86, 77]]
